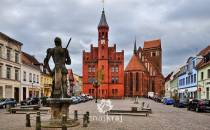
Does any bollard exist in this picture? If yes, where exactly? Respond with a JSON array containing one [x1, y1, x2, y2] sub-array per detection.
[[62, 124, 67, 130], [83, 114, 88, 127], [62, 114, 67, 124], [142, 102, 145, 108], [146, 112, 149, 117], [74, 110, 78, 121], [147, 103, 150, 108], [26, 113, 31, 127], [86, 111, 90, 123], [36, 112, 41, 130]]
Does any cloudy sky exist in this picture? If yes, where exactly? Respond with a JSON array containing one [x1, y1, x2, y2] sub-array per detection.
[[1, 0, 210, 76]]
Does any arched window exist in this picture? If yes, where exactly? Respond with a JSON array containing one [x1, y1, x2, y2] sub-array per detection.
[[130, 73, 133, 95], [136, 72, 139, 91]]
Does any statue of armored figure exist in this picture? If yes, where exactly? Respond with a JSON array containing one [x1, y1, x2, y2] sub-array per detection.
[[44, 37, 71, 98]]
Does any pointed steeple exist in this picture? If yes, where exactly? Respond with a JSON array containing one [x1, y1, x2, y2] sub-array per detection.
[[98, 8, 109, 29], [134, 37, 137, 54]]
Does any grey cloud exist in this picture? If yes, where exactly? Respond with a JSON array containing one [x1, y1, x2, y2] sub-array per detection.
[[0, 0, 210, 76]]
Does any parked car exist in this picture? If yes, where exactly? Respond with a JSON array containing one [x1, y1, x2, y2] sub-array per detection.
[[79, 96, 87, 102], [188, 99, 210, 112], [70, 96, 79, 104], [0, 98, 17, 108], [87, 95, 93, 100], [153, 95, 162, 103], [163, 98, 174, 105], [40, 96, 48, 106], [0, 98, 6, 103], [20, 98, 30, 105], [173, 98, 188, 108], [20, 97, 40, 105], [75, 96, 82, 103]]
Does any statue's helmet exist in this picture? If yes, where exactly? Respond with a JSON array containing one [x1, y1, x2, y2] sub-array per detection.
[[54, 37, 62, 46]]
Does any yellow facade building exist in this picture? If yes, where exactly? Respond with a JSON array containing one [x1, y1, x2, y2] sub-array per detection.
[[41, 73, 52, 97]]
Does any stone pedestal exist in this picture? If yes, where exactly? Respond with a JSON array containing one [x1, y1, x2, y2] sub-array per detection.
[[47, 98, 72, 119], [41, 98, 80, 128]]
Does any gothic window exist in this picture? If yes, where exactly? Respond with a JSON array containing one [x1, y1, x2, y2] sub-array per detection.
[[92, 67, 95, 72], [116, 77, 119, 83], [112, 66, 115, 72], [88, 76, 93, 83], [88, 66, 91, 72], [124, 74, 127, 86], [112, 77, 115, 84], [130, 73, 133, 92], [152, 80, 155, 92], [136, 73, 139, 91], [115, 66, 119, 72], [112, 89, 114, 95]]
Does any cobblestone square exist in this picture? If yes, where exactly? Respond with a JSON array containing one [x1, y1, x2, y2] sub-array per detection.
[[1, 98, 210, 130]]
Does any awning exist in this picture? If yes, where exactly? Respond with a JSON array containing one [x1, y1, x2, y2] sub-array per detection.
[[178, 87, 197, 93]]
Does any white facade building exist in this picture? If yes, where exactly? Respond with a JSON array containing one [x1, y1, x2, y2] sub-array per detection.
[[0, 32, 22, 102], [21, 52, 41, 100], [164, 72, 173, 98]]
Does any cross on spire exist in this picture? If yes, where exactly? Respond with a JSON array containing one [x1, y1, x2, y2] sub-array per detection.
[[102, 0, 105, 10]]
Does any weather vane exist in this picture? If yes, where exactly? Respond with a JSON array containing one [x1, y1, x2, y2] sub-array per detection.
[[102, 0, 105, 9]]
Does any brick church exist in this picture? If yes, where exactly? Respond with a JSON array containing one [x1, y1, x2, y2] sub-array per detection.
[[82, 9, 124, 98], [124, 39, 165, 97]]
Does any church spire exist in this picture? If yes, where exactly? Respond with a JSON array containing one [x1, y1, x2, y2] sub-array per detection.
[[98, 8, 109, 29], [134, 37, 137, 54]]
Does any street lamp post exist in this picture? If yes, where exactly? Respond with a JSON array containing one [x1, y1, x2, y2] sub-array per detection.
[[93, 81, 100, 103], [32, 82, 34, 97]]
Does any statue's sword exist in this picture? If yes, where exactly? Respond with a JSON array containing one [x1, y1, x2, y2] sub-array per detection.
[[66, 37, 72, 49]]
